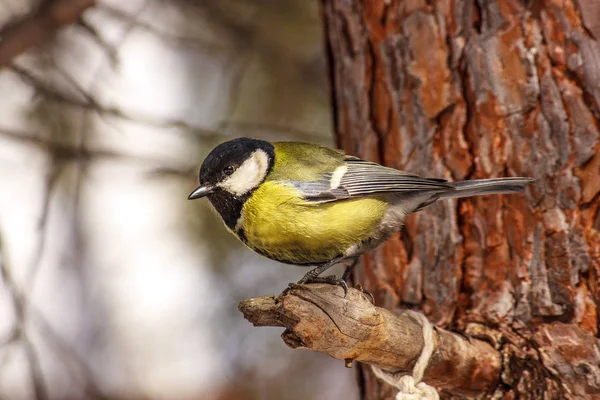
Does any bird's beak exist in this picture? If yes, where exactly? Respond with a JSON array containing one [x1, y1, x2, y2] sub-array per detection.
[[188, 184, 215, 200]]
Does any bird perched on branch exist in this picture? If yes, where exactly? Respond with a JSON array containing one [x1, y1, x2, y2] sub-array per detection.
[[188, 138, 533, 294]]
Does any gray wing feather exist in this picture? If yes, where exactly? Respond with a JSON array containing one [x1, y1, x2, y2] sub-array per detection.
[[339, 160, 453, 197], [286, 159, 454, 203], [289, 180, 350, 201]]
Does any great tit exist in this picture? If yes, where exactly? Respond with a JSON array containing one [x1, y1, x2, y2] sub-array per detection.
[[188, 137, 533, 292]]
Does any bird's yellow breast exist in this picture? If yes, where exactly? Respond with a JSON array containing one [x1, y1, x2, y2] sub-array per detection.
[[240, 181, 388, 264]]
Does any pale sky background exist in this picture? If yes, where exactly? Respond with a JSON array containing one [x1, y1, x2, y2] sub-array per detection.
[[0, 1, 358, 399]]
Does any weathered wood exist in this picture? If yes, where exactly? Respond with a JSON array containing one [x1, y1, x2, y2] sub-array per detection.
[[321, 0, 600, 398], [239, 284, 501, 397]]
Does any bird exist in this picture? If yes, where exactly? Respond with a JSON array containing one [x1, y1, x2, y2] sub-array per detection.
[[188, 137, 533, 294]]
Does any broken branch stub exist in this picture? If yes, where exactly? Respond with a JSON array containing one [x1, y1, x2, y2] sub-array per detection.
[[238, 284, 501, 397]]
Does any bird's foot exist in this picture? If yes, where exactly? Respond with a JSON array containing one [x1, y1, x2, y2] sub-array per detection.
[[282, 278, 371, 302], [296, 274, 348, 297], [280, 282, 302, 297]]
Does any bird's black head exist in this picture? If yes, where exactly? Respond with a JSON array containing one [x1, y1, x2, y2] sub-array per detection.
[[198, 138, 274, 192], [188, 137, 275, 229]]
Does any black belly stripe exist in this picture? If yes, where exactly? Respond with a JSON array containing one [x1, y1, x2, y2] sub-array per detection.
[[236, 227, 248, 243]]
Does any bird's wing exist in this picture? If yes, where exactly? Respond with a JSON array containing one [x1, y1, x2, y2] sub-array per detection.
[[286, 157, 454, 203]]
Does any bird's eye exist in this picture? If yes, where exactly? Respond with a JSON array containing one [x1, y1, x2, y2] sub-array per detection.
[[223, 165, 235, 176]]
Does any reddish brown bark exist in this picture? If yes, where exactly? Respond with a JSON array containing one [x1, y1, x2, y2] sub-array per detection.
[[321, 0, 600, 398]]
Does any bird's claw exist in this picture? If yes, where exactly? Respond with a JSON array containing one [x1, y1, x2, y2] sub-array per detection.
[[280, 282, 302, 297], [354, 284, 375, 304], [295, 275, 348, 297], [282, 278, 373, 302]]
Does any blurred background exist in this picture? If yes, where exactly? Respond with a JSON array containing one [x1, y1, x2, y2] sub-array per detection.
[[0, 1, 359, 399]]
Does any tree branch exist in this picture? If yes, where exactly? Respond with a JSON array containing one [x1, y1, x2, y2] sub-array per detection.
[[0, 0, 96, 69], [239, 284, 501, 397], [0, 236, 48, 400]]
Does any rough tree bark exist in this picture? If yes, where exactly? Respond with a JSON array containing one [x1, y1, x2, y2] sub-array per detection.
[[321, 0, 600, 399]]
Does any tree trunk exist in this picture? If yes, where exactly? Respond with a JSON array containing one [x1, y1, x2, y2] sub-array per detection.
[[321, 0, 600, 399]]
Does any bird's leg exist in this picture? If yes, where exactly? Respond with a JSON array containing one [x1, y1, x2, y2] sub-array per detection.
[[341, 258, 359, 281], [293, 256, 349, 295], [341, 258, 375, 304], [296, 258, 340, 284]]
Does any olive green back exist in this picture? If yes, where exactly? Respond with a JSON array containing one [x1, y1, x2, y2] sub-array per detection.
[[267, 142, 345, 181]]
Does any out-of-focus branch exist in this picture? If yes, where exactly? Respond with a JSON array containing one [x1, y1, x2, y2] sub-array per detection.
[[0, 261, 109, 400], [0, 237, 48, 400], [239, 284, 501, 398], [220, 120, 327, 143], [11, 64, 322, 146], [97, 3, 224, 53], [75, 18, 119, 64], [10, 65, 225, 141], [0, 0, 96, 69], [30, 307, 110, 399], [0, 125, 195, 174]]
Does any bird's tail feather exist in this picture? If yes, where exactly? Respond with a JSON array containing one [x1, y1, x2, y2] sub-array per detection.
[[440, 177, 534, 199]]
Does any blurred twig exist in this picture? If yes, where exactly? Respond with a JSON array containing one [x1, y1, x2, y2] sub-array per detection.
[[10, 65, 226, 140], [0, 0, 96, 69], [220, 120, 327, 143], [75, 17, 119, 65], [0, 232, 110, 399], [97, 3, 225, 53], [0, 236, 49, 400], [22, 339, 48, 400], [0, 126, 195, 172], [11, 64, 325, 145], [26, 164, 60, 292], [31, 308, 111, 399], [174, 0, 325, 88]]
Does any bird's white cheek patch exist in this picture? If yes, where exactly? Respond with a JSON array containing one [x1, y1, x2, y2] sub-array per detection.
[[219, 149, 269, 196]]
